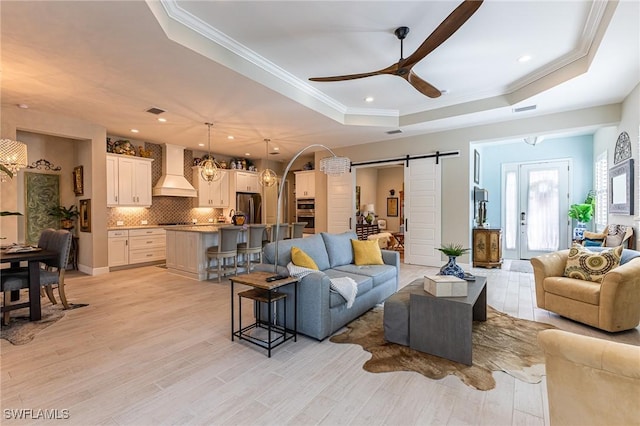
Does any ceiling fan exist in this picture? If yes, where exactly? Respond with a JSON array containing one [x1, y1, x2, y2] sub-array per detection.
[[309, 0, 484, 98]]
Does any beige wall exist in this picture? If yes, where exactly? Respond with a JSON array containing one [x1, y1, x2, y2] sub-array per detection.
[[315, 103, 622, 263], [1, 108, 108, 274]]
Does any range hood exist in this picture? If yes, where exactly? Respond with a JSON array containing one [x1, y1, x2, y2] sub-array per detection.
[[152, 144, 197, 197]]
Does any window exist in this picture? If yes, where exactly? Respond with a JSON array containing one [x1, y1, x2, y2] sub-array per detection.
[[594, 151, 607, 232]]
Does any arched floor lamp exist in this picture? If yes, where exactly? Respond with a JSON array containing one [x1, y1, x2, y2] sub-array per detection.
[[269, 144, 350, 279]]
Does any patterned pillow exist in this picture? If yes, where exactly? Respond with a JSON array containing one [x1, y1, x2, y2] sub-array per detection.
[[564, 244, 623, 283]]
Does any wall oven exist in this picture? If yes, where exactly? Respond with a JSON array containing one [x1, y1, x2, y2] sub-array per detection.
[[296, 198, 315, 233]]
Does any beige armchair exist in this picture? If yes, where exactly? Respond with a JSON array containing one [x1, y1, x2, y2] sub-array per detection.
[[531, 249, 640, 332], [538, 329, 640, 426]]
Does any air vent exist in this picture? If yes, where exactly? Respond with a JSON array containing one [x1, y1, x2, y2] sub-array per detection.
[[146, 107, 166, 115], [513, 104, 537, 113], [386, 129, 403, 135]]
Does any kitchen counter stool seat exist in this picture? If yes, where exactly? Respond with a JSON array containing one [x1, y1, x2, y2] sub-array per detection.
[[290, 222, 306, 239], [237, 224, 266, 273], [206, 226, 242, 282]]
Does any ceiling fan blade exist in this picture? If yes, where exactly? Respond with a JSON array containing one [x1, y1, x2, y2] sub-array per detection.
[[309, 64, 399, 82], [402, 0, 483, 69], [405, 71, 442, 98]]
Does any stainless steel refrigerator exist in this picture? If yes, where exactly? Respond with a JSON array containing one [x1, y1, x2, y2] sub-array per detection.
[[236, 192, 262, 224]]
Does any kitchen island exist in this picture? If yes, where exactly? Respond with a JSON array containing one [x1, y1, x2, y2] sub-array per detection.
[[165, 225, 254, 281]]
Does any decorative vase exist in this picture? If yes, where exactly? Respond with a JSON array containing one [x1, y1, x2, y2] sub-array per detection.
[[439, 256, 465, 279], [573, 222, 587, 240], [61, 219, 74, 230]]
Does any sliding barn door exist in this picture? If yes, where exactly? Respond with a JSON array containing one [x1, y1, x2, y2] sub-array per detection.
[[404, 158, 441, 266]]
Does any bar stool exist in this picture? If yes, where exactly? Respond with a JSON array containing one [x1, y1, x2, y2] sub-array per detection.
[[290, 222, 307, 239], [264, 223, 289, 247], [237, 224, 266, 273], [206, 226, 242, 282]]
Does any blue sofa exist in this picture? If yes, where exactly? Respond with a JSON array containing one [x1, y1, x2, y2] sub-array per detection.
[[258, 231, 399, 340]]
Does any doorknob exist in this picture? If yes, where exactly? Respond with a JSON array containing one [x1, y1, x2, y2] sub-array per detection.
[[521, 211, 526, 225]]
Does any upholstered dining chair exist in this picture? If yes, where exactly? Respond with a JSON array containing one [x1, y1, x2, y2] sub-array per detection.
[[1, 228, 73, 324], [206, 226, 242, 282], [237, 224, 266, 273]]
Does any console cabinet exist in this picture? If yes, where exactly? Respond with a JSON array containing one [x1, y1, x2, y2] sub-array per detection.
[[472, 228, 502, 268], [107, 154, 153, 207]]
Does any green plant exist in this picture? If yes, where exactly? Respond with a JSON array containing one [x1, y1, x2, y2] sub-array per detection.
[[568, 191, 596, 223], [49, 204, 79, 220], [436, 243, 470, 257]]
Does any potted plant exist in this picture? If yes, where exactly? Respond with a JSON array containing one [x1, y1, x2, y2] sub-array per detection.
[[568, 190, 595, 240], [49, 204, 79, 230], [436, 243, 470, 279]]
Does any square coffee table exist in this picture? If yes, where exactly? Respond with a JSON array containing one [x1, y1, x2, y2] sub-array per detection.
[[408, 276, 487, 365]]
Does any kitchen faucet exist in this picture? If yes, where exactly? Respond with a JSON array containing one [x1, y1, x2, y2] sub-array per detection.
[[229, 209, 235, 217]]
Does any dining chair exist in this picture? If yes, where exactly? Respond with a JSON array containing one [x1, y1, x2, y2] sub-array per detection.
[[237, 224, 267, 273], [1, 229, 73, 324], [206, 226, 242, 282]]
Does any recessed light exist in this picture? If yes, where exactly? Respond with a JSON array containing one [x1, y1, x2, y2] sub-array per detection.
[[227, 135, 234, 140], [198, 143, 205, 147], [245, 153, 251, 156], [157, 117, 167, 123], [518, 55, 532, 63], [17, 103, 29, 109], [131, 129, 139, 133], [274, 147, 280, 151], [365, 96, 374, 103]]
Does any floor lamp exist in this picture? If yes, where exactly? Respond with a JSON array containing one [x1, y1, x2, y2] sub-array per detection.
[[269, 144, 350, 279]]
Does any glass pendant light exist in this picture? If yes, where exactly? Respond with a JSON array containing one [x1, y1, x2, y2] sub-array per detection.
[[258, 138, 277, 187], [200, 122, 219, 183]]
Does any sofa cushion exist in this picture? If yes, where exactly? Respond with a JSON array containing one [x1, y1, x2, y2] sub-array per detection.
[[291, 246, 318, 270], [544, 276, 601, 305], [333, 264, 397, 287], [263, 233, 330, 270], [321, 231, 357, 268], [351, 239, 384, 265], [564, 244, 622, 283], [323, 268, 373, 307]]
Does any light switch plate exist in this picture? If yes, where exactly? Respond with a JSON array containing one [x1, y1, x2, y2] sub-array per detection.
[[117, 221, 124, 226], [141, 220, 148, 225], [208, 218, 214, 222]]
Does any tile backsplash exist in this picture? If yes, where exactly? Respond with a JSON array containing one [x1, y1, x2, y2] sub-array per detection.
[[106, 141, 224, 227]]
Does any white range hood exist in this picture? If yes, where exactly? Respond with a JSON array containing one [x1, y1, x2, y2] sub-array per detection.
[[152, 143, 197, 197]]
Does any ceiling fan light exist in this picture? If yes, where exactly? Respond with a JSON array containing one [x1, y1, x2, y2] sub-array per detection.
[[524, 136, 544, 146]]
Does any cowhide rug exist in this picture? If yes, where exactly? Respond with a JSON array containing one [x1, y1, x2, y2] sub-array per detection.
[[330, 305, 555, 390], [1, 302, 87, 345]]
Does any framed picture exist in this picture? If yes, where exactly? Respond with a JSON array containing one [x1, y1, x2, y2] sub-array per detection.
[[609, 159, 634, 215], [387, 197, 398, 217], [473, 150, 480, 184], [73, 166, 84, 196], [79, 199, 91, 232]]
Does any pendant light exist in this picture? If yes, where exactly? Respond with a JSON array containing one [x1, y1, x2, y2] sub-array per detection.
[[200, 122, 220, 183], [258, 138, 277, 187]]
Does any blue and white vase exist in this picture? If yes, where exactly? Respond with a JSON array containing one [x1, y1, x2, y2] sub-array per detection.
[[439, 256, 465, 279], [573, 222, 587, 240]]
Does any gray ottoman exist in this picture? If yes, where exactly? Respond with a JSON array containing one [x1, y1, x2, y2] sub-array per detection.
[[384, 285, 418, 346]]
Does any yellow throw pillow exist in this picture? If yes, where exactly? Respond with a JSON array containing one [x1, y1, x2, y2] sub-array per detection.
[[291, 246, 318, 270], [564, 244, 623, 283], [351, 239, 384, 266]]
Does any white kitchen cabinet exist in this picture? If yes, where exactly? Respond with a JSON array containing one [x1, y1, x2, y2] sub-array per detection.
[[108, 227, 166, 267], [106, 154, 153, 207], [128, 228, 166, 264], [235, 170, 260, 193], [192, 167, 230, 207], [295, 170, 315, 198], [108, 230, 129, 267]]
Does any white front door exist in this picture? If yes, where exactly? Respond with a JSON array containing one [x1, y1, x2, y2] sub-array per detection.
[[404, 158, 441, 266], [326, 171, 355, 234], [503, 160, 570, 260]]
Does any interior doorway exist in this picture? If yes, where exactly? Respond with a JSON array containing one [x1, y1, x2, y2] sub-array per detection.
[[502, 159, 571, 260]]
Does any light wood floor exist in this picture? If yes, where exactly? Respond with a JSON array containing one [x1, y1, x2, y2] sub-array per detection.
[[2, 261, 638, 425]]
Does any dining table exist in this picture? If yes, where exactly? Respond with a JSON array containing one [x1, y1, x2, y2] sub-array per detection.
[[1, 248, 57, 321]]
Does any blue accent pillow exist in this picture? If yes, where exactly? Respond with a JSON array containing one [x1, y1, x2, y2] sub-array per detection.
[[583, 238, 604, 247]]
